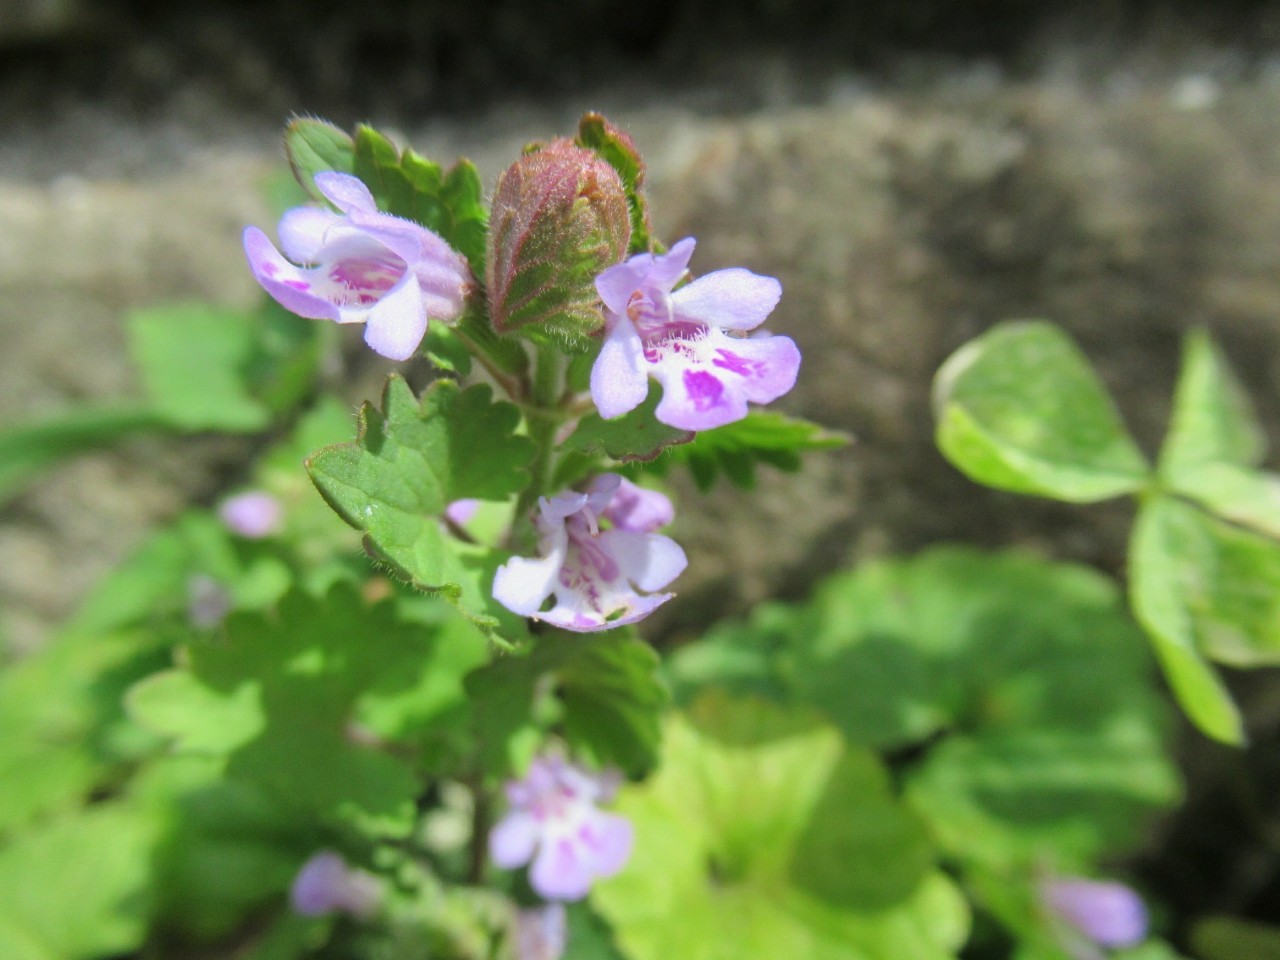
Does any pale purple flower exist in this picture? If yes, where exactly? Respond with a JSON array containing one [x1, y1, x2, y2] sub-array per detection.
[[1041, 877, 1148, 949], [218, 490, 284, 539], [244, 172, 471, 361], [490, 755, 632, 901], [290, 850, 382, 919], [515, 903, 568, 960], [492, 474, 686, 632], [589, 237, 800, 431], [186, 575, 231, 629]]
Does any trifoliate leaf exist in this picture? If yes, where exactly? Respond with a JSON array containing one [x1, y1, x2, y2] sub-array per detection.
[[593, 694, 966, 960], [933, 321, 1149, 502], [631, 409, 847, 490], [285, 118, 356, 199], [1158, 329, 1265, 476], [306, 375, 534, 639], [566, 385, 692, 464]]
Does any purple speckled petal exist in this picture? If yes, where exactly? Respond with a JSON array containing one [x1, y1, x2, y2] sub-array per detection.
[[277, 206, 343, 263], [598, 476, 674, 532], [708, 332, 801, 404], [590, 319, 649, 419], [598, 529, 687, 593], [218, 491, 284, 539], [360, 274, 429, 361], [489, 811, 541, 869], [1042, 878, 1148, 948], [651, 364, 748, 431], [243, 227, 341, 321], [314, 171, 378, 214]]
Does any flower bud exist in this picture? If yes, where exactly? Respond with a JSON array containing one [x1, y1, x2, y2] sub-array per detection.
[[1041, 876, 1148, 949], [486, 140, 631, 349]]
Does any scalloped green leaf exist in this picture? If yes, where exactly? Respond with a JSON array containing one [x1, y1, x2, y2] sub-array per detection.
[[465, 633, 667, 778], [669, 547, 1181, 867], [933, 321, 1149, 502], [632, 410, 847, 491], [593, 694, 965, 960], [353, 125, 488, 277], [567, 385, 692, 463], [306, 375, 534, 638]]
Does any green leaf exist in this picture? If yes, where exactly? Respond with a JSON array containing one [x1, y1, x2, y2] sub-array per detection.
[[1132, 495, 1280, 666], [465, 633, 667, 778], [306, 375, 534, 639], [128, 301, 319, 433], [128, 586, 460, 836], [284, 118, 356, 198], [1129, 496, 1246, 742], [0, 406, 167, 504], [631, 410, 848, 491], [567, 385, 692, 464], [933, 321, 1149, 502], [1158, 329, 1265, 476], [670, 547, 1181, 868], [577, 112, 655, 253], [1191, 916, 1280, 960], [352, 125, 489, 277], [0, 802, 157, 959], [593, 694, 966, 960]]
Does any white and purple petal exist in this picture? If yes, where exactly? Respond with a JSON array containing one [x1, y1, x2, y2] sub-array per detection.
[[598, 529, 687, 593], [671, 266, 782, 332], [595, 476, 673, 532], [360, 273, 429, 361], [490, 811, 542, 869], [589, 319, 649, 420]]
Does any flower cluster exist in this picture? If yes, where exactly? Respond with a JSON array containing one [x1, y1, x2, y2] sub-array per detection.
[[489, 754, 633, 901], [591, 238, 800, 431], [493, 474, 686, 632], [245, 172, 471, 361]]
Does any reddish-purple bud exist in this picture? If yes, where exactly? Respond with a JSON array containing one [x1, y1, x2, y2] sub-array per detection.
[[486, 139, 631, 349]]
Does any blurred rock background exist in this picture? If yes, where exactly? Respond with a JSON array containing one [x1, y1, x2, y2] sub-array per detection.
[[3, 0, 1280, 938]]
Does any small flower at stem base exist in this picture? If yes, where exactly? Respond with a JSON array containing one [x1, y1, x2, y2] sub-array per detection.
[[290, 850, 382, 919], [492, 474, 686, 632], [490, 755, 633, 901], [1041, 876, 1148, 950], [244, 172, 471, 361], [590, 237, 800, 430], [515, 902, 568, 960], [218, 490, 284, 539]]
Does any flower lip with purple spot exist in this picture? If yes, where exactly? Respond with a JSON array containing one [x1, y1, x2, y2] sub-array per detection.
[[589, 237, 800, 431], [491, 474, 686, 633], [244, 172, 472, 361], [490, 754, 633, 902]]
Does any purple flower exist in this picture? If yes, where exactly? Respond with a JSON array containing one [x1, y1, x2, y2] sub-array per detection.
[[490, 755, 633, 901], [589, 238, 800, 431], [492, 474, 686, 632], [218, 490, 284, 539], [290, 850, 382, 919], [244, 172, 471, 361], [186, 575, 231, 629], [1041, 877, 1148, 949], [515, 903, 568, 960]]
